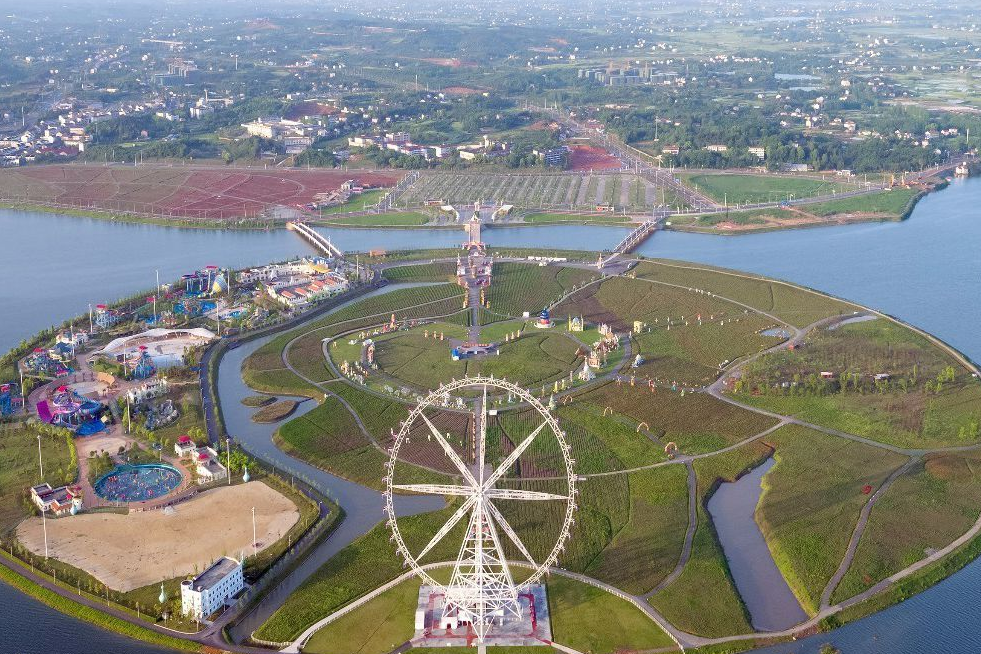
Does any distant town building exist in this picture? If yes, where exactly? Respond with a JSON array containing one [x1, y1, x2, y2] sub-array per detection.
[[181, 557, 243, 619]]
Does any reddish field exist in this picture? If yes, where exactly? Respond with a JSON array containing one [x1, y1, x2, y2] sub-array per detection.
[[568, 145, 622, 172], [0, 164, 403, 220], [284, 101, 339, 121]]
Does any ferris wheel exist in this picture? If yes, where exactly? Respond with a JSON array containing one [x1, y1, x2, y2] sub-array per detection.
[[384, 376, 577, 642]]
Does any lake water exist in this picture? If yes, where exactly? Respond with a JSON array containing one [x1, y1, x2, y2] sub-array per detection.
[[2, 175, 981, 652]]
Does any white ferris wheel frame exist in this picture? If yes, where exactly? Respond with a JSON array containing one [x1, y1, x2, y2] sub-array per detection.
[[383, 376, 577, 633]]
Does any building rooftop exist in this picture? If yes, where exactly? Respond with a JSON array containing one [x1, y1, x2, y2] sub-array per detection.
[[189, 556, 240, 592]]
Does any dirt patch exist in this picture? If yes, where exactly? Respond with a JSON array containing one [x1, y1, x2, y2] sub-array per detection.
[[441, 86, 483, 96], [285, 101, 338, 121], [16, 482, 298, 591], [422, 58, 475, 68], [568, 145, 621, 172], [925, 455, 972, 482], [0, 165, 403, 220]]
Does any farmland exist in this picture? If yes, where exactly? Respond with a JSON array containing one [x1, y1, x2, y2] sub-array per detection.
[[398, 171, 675, 212], [0, 164, 402, 220], [680, 173, 863, 205]]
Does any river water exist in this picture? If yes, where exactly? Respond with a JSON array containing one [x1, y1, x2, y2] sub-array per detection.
[[708, 458, 809, 632], [1, 175, 981, 652]]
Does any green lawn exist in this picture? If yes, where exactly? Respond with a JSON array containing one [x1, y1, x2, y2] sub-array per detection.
[[381, 262, 456, 283], [832, 450, 981, 604], [579, 382, 778, 454], [0, 423, 76, 534], [301, 574, 675, 654], [632, 259, 855, 328], [302, 578, 421, 654], [487, 262, 598, 318], [558, 404, 666, 472], [328, 212, 431, 227], [756, 425, 908, 615], [254, 506, 466, 643], [320, 188, 388, 214], [805, 187, 921, 217], [583, 465, 690, 594], [683, 173, 856, 205], [549, 575, 676, 653], [523, 212, 630, 224]]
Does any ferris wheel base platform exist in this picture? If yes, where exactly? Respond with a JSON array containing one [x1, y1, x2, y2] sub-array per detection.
[[412, 583, 552, 647]]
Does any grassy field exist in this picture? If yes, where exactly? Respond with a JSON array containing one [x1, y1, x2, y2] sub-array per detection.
[[0, 423, 76, 535], [649, 441, 772, 637], [326, 212, 431, 227], [381, 262, 457, 283], [242, 284, 467, 396], [805, 187, 921, 217], [486, 262, 599, 318], [733, 318, 981, 448], [548, 575, 676, 653], [682, 173, 856, 205], [301, 577, 421, 654], [557, 404, 666, 472], [254, 505, 467, 643], [522, 212, 630, 224], [578, 381, 778, 454], [832, 450, 981, 604], [554, 274, 767, 334], [320, 188, 388, 214], [631, 312, 778, 385], [632, 259, 855, 327], [583, 465, 690, 594], [756, 425, 908, 615], [301, 573, 675, 654]]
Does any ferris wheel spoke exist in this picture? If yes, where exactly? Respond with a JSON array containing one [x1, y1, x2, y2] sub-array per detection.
[[419, 410, 479, 488], [485, 500, 538, 567], [391, 483, 475, 497], [485, 488, 569, 501], [417, 495, 478, 561], [483, 421, 549, 489]]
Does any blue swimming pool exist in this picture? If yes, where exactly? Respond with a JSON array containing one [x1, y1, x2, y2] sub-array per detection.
[[93, 463, 183, 503]]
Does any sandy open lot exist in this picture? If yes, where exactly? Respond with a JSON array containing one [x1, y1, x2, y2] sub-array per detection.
[[17, 481, 298, 591]]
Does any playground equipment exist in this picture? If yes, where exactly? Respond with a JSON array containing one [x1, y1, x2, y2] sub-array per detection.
[[183, 265, 220, 296], [132, 346, 157, 380], [94, 304, 121, 330], [0, 383, 23, 416], [24, 348, 71, 378], [36, 386, 105, 435]]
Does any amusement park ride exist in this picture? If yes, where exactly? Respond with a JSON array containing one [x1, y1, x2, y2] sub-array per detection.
[[385, 378, 576, 645]]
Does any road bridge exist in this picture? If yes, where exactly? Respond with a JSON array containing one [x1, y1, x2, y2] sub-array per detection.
[[286, 221, 344, 259], [601, 211, 667, 267]]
